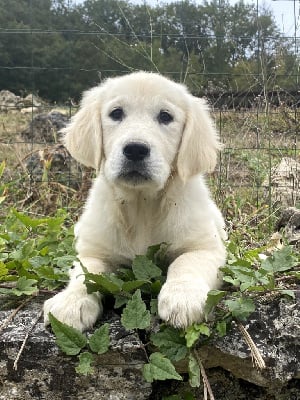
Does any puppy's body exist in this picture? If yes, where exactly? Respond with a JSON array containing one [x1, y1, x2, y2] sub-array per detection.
[[44, 72, 227, 331]]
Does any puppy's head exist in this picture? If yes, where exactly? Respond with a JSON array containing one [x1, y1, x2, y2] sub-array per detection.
[[64, 72, 221, 190]]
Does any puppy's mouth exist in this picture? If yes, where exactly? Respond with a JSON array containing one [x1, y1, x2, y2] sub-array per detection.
[[118, 167, 152, 185]]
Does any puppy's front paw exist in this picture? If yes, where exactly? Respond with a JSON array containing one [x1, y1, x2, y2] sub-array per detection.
[[44, 290, 102, 332], [158, 280, 209, 328]]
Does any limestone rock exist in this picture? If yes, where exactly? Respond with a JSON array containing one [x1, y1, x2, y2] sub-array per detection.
[[0, 297, 151, 400], [0, 296, 299, 399], [276, 206, 300, 246], [198, 297, 300, 388], [0, 90, 23, 111], [22, 144, 85, 189], [21, 111, 69, 143], [263, 157, 300, 207]]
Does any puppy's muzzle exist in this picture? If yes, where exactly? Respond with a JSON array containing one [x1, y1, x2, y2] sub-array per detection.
[[120, 142, 152, 184]]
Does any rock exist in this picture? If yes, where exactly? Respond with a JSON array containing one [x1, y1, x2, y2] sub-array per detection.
[[0, 90, 23, 111], [23, 94, 43, 108], [21, 111, 69, 143], [0, 296, 151, 400], [1, 296, 299, 399], [263, 157, 300, 207], [22, 144, 85, 189], [20, 107, 39, 114], [276, 207, 300, 246], [198, 297, 300, 388]]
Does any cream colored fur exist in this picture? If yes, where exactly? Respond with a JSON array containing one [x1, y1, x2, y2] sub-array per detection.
[[44, 72, 227, 331]]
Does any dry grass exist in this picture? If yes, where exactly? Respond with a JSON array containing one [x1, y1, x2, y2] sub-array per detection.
[[0, 106, 299, 240]]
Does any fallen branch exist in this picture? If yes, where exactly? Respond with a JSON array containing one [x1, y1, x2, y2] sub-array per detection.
[[13, 310, 43, 371], [237, 322, 266, 370], [0, 295, 34, 334], [193, 349, 215, 400]]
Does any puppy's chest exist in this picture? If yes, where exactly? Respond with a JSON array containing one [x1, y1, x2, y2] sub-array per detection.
[[115, 202, 169, 258]]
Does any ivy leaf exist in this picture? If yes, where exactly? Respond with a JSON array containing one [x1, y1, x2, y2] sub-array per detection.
[[132, 255, 162, 281], [75, 352, 94, 375], [224, 297, 255, 321], [204, 289, 226, 319], [143, 352, 183, 383], [48, 313, 87, 355], [185, 323, 210, 348], [150, 327, 187, 362], [188, 354, 201, 387], [121, 289, 151, 330], [88, 323, 110, 354]]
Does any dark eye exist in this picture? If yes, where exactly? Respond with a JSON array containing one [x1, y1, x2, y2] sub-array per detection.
[[109, 107, 124, 121], [158, 110, 173, 125]]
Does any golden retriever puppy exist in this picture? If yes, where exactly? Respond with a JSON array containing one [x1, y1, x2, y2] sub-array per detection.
[[44, 72, 227, 332]]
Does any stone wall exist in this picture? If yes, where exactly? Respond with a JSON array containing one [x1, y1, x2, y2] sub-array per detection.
[[0, 295, 299, 399]]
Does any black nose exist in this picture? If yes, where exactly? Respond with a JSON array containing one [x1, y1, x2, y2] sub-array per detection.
[[123, 142, 150, 162]]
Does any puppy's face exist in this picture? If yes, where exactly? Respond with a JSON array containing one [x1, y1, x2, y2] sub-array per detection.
[[101, 81, 185, 190], [64, 72, 221, 189]]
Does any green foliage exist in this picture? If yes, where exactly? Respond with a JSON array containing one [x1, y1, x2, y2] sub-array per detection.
[[88, 323, 110, 354], [150, 327, 187, 362], [49, 313, 87, 356], [0, 0, 297, 101], [1, 203, 298, 393], [0, 209, 76, 294], [0, 161, 6, 205], [75, 352, 95, 375], [121, 289, 151, 330], [143, 352, 183, 383]]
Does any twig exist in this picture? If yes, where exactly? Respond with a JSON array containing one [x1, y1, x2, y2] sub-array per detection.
[[13, 310, 43, 371], [0, 295, 35, 334], [193, 350, 215, 400], [237, 323, 266, 370]]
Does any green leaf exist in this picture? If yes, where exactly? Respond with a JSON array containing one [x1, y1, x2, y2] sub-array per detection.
[[122, 280, 146, 293], [75, 352, 94, 375], [150, 327, 187, 362], [121, 289, 151, 330], [12, 276, 38, 296], [83, 269, 123, 295], [280, 289, 295, 299], [188, 354, 201, 387], [204, 289, 226, 319], [48, 313, 87, 355], [0, 261, 8, 277], [114, 294, 129, 309], [88, 323, 110, 354], [260, 246, 298, 274], [12, 209, 50, 228], [132, 255, 162, 281], [224, 297, 255, 321], [185, 323, 210, 348], [216, 320, 228, 336], [143, 352, 183, 383]]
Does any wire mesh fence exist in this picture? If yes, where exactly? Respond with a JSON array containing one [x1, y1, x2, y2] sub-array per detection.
[[0, 0, 299, 232]]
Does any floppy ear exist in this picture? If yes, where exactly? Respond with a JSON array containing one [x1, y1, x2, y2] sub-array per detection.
[[63, 86, 103, 170], [177, 97, 221, 182]]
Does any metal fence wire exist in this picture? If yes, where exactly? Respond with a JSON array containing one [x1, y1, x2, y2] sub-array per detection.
[[0, 0, 299, 227]]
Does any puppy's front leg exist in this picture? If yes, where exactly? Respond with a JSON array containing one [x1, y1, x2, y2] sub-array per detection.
[[44, 257, 108, 332], [158, 249, 225, 328]]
